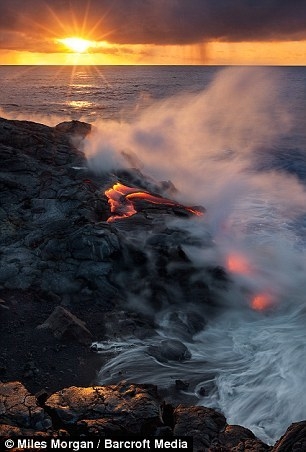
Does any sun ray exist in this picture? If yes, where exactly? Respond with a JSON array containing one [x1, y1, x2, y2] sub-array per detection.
[[70, 5, 80, 37], [45, 5, 70, 35], [85, 4, 119, 41], [81, 0, 91, 37]]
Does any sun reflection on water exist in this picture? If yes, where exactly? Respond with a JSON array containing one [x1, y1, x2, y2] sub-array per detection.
[[67, 100, 93, 109]]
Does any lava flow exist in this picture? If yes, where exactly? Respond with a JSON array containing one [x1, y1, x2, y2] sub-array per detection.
[[105, 182, 204, 222], [226, 253, 276, 311], [226, 253, 252, 275], [251, 293, 275, 311]]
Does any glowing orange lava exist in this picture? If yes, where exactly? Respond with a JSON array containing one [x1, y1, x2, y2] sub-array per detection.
[[226, 254, 251, 274], [105, 182, 204, 222], [251, 293, 274, 311], [226, 252, 277, 311]]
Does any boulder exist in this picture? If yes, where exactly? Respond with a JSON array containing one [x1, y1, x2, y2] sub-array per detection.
[[38, 306, 93, 345], [148, 339, 191, 362], [173, 405, 226, 449], [55, 120, 91, 138], [45, 381, 162, 434], [173, 406, 269, 451], [217, 425, 270, 451]]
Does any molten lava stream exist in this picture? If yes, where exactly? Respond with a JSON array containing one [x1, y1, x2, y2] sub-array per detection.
[[226, 253, 252, 275], [105, 182, 204, 222], [104, 184, 137, 221], [226, 253, 275, 311], [251, 293, 275, 311]]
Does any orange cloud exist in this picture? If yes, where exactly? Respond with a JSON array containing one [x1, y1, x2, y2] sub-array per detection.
[[2, 40, 306, 66]]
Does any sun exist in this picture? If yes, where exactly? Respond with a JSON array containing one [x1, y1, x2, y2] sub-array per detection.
[[57, 37, 95, 53]]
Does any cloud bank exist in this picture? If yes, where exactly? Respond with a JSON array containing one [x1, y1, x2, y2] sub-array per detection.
[[0, 0, 306, 52]]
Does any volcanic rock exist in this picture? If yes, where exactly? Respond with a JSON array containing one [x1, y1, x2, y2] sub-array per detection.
[[38, 306, 93, 345], [45, 381, 162, 434], [173, 406, 270, 451], [0, 380, 275, 450], [0, 116, 119, 303], [2, 380, 306, 450], [54, 120, 91, 138], [272, 421, 306, 451], [0, 381, 51, 430], [175, 380, 190, 391], [217, 425, 270, 451], [148, 339, 191, 362], [173, 405, 227, 449], [0, 424, 50, 437], [102, 310, 155, 340]]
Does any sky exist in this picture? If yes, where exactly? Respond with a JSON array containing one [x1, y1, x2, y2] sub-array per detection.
[[0, 0, 306, 65]]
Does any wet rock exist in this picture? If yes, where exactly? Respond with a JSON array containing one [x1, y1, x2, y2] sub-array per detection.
[[175, 380, 189, 391], [0, 381, 50, 429], [38, 306, 93, 345], [217, 425, 270, 451], [272, 421, 306, 452], [173, 406, 271, 451], [148, 339, 191, 362], [173, 405, 226, 451], [198, 387, 206, 397], [164, 311, 207, 341]]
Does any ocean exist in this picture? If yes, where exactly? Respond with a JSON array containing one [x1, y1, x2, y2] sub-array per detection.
[[2, 65, 306, 444], [0, 65, 217, 122]]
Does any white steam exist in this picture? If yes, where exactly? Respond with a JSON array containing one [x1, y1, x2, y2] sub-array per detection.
[[85, 67, 292, 198]]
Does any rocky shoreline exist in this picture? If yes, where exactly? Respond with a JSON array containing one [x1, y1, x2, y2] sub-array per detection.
[[1, 380, 305, 451], [1, 117, 305, 450]]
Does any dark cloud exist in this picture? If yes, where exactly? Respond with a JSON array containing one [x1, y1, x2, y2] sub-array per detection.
[[0, 0, 306, 52]]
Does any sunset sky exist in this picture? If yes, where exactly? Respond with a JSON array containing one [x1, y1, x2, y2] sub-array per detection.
[[0, 0, 306, 65]]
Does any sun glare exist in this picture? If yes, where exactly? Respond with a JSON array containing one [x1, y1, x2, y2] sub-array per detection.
[[57, 37, 95, 53]]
